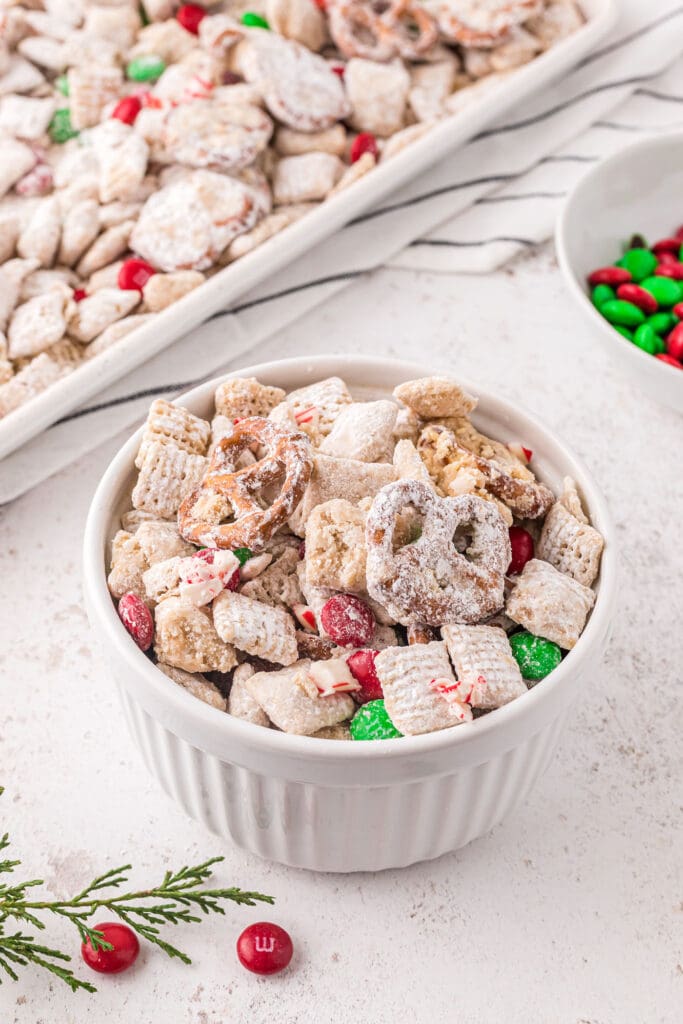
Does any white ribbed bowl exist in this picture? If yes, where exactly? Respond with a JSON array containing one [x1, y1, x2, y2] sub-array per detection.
[[84, 356, 616, 872]]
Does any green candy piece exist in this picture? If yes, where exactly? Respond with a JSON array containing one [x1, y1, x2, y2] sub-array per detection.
[[350, 699, 402, 741], [241, 11, 270, 27], [600, 299, 645, 327], [646, 311, 676, 335], [509, 631, 562, 682], [632, 323, 658, 356], [591, 284, 615, 308], [620, 247, 657, 282], [55, 74, 69, 96], [652, 334, 666, 355], [639, 275, 682, 308], [126, 54, 166, 82], [232, 547, 253, 566], [48, 108, 78, 144], [613, 325, 633, 341]]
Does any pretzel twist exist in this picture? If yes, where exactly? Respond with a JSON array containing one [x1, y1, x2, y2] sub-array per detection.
[[328, 0, 439, 62], [365, 479, 510, 626], [178, 417, 313, 550]]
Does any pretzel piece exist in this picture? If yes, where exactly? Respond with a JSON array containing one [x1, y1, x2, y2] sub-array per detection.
[[154, 596, 237, 673], [506, 559, 595, 650], [328, 0, 438, 61], [418, 424, 553, 519], [442, 624, 526, 708], [376, 641, 470, 735], [179, 417, 313, 550], [366, 480, 510, 626], [213, 589, 298, 666], [244, 661, 355, 735]]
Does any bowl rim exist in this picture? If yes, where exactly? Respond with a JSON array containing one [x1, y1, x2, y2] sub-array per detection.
[[83, 354, 617, 763], [555, 130, 683, 386]]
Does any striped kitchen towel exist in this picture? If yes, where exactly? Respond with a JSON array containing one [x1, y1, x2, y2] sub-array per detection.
[[2, 0, 683, 502]]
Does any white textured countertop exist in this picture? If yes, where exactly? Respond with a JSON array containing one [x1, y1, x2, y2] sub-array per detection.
[[1, 244, 681, 1024]]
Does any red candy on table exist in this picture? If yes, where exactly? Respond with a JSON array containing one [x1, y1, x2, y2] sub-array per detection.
[[666, 322, 683, 362], [176, 3, 207, 34], [655, 262, 683, 280], [587, 266, 632, 286], [656, 353, 683, 369], [350, 132, 378, 164], [508, 526, 534, 576], [615, 283, 658, 314], [347, 649, 383, 704], [236, 922, 293, 976], [320, 594, 375, 647], [81, 922, 140, 974], [117, 592, 154, 651], [118, 257, 156, 291], [111, 95, 142, 125]]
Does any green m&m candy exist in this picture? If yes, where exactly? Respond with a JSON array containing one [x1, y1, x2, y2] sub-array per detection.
[[350, 699, 402, 741], [241, 11, 270, 28], [646, 311, 677, 335], [620, 247, 657, 282], [632, 323, 658, 356], [232, 547, 253, 566], [510, 631, 562, 682], [613, 325, 633, 341], [126, 54, 166, 81], [639, 275, 682, 308], [591, 284, 615, 309], [600, 299, 645, 328], [48, 108, 78, 143]]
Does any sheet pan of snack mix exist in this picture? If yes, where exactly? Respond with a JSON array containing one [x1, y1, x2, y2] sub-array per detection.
[[1, 2, 682, 1022], [0, 0, 613, 458]]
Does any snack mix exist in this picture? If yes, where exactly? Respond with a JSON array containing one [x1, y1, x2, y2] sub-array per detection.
[[0, 0, 583, 419], [109, 374, 605, 741]]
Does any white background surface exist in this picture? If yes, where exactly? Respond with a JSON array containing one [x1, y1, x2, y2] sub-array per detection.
[[1, 243, 681, 1023]]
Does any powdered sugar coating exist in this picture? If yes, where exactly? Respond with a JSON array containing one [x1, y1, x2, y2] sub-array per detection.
[[366, 479, 510, 626]]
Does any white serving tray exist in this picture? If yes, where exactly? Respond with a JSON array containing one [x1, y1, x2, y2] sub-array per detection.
[[0, 0, 615, 462]]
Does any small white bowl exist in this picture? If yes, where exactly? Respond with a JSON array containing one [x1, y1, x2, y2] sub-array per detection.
[[556, 131, 683, 412], [83, 356, 616, 872]]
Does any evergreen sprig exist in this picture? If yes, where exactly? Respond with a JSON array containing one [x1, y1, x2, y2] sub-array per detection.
[[0, 789, 273, 992]]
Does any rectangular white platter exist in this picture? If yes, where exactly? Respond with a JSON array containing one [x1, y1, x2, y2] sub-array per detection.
[[0, 0, 616, 463]]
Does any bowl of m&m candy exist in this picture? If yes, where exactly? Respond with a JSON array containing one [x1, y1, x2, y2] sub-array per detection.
[[556, 133, 683, 411]]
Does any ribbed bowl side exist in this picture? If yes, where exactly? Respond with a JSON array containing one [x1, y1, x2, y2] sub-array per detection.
[[118, 687, 569, 873]]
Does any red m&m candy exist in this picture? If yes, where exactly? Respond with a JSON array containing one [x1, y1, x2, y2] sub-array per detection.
[[81, 922, 140, 974], [320, 594, 375, 647], [615, 283, 658, 314], [117, 592, 154, 651], [118, 257, 156, 292], [508, 526, 534, 576], [111, 95, 142, 125], [236, 922, 293, 976], [350, 132, 378, 164], [587, 266, 632, 287], [666, 322, 683, 362], [177, 3, 207, 34]]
